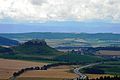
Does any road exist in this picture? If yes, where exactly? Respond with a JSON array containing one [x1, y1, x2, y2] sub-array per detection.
[[73, 63, 101, 80]]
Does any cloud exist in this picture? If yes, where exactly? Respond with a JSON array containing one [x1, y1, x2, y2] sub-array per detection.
[[31, 0, 47, 5], [0, 0, 120, 23]]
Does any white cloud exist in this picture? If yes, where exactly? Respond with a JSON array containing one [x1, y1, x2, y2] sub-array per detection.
[[0, 0, 120, 23]]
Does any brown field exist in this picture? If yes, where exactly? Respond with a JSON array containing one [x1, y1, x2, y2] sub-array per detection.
[[98, 50, 120, 56], [17, 77, 64, 80], [86, 74, 113, 79], [18, 65, 78, 79], [0, 59, 78, 80], [0, 58, 47, 80]]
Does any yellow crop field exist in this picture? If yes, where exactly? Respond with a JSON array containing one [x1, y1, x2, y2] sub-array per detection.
[[98, 50, 120, 56]]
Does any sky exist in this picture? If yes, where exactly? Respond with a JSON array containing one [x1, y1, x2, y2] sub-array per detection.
[[0, 0, 120, 33]]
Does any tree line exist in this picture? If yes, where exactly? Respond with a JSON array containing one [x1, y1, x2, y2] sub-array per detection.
[[12, 62, 83, 77], [88, 76, 120, 80]]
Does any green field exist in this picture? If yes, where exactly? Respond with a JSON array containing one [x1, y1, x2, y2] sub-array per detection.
[[97, 62, 120, 74], [0, 53, 104, 64], [80, 61, 120, 75], [55, 53, 104, 63]]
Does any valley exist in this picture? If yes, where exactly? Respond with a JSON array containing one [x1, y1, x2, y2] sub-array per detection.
[[0, 33, 120, 80]]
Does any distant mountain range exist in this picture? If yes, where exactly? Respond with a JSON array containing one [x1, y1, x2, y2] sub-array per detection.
[[0, 32, 120, 41], [0, 36, 19, 46]]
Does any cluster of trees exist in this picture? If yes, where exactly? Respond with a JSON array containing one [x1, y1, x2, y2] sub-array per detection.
[[75, 76, 120, 80], [82, 67, 105, 74], [57, 46, 120, 53], [89, 76, 120, 80], [23, 39, 47, 46]]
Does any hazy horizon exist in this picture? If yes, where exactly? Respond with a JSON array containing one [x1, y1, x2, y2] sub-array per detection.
[[0, 21, 120, 33], [0, 0, 120, 33]]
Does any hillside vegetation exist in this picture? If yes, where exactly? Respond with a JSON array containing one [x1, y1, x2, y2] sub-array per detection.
[[0, 36, 19, 46], [0, 39, 104, 63], [55, 53, 103, 63], [1, 32, 120, 47], [81, 61, 120, 75], [13, 39, 59, 56], [0, 46, 13, 54]]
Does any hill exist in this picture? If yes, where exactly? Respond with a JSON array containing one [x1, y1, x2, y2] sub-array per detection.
[[0, 36, 19, 46], [12, 39, 60, 56], [0, 39, 104, 63], [0, 40, 104, 63]]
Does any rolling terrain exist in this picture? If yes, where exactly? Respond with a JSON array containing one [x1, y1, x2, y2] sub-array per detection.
[[0, 32, 120, 47], [0, 34, 119, 80], [0, 36, 19, 46], [0, 33, 120, 40], [0, 39, 104, 63], [0, 59, 79, 80]]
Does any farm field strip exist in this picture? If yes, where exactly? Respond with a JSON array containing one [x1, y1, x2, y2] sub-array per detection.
[[0, 59, 47, 79], [98, 50, 120, 56], [0, 59, 78, 80]]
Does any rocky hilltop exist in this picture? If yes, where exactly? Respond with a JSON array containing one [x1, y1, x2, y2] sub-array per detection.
[[13, 39, 59, 55], [23, 39, 47, 46]]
